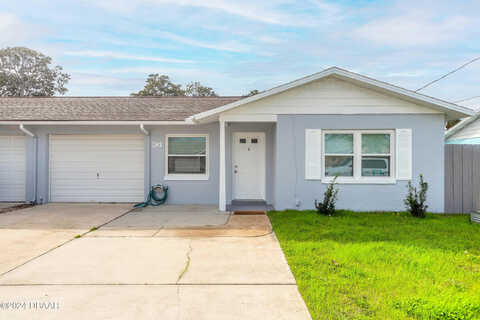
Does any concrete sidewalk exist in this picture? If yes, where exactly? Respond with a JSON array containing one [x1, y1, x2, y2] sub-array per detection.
[[0, 285, 309, 320]]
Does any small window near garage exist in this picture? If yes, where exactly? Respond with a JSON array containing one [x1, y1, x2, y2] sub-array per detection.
[[239, 138, 247, 144], [165, 135, 209, 180], [251, 138, 258, 144]]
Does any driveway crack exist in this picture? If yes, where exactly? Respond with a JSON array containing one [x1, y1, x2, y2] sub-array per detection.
[[176, 239, 193, 284]]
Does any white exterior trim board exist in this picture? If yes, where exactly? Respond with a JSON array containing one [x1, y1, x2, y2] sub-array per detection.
[[219, 120, 226, 211], [219, 114, 277, 122], [189, 67, 474, 121], [0, 121, 193, 125]]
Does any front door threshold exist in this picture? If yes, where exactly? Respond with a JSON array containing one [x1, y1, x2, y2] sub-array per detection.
[[227, 200, 274, 214]]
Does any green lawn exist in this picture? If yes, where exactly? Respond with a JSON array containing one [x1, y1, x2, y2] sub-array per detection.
[[268, 210, 480, 320]]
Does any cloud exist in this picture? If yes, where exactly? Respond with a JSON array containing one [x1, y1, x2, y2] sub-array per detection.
[[63, 50, 194, 63], [163, 0, 301, 26], [67, 72, 145, 95], [354, 12, 471, 47], [0, 12, 41, 46], [157, 31, 251, 52], [89, 0, 334, 27], [385, 71, 428, 78]]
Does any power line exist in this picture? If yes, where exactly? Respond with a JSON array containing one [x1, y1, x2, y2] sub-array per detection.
[[454, 95, 480, 103], [415, 56, 480, 92]]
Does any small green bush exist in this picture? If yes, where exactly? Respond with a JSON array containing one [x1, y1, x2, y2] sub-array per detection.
[[315, 177, 338, 215], [404, 174, 428, 218]]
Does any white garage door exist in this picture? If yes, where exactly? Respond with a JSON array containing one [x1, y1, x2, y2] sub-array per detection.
[[0, 136, 26, 202], [49, 135, 145, 202]]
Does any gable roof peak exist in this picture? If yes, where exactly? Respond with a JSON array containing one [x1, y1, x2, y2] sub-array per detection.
[[189, 67, 474, 122]]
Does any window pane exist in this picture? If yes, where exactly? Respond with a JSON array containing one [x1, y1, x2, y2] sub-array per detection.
[[362, 156, 390, 176], [168, 137, 206, 155], [325, 156, 353, 176], [325, 134, 353, 154], [168, 156, 206, 174], [362, 134, 390, 154]]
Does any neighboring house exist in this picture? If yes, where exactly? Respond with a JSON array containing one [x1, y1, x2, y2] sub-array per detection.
[[446, 112, 480, 144], [0, 67, 473, 212]]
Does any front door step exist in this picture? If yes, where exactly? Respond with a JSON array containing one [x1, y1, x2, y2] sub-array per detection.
[[228, 200, 272, 215], [234, 211, 265, 215]]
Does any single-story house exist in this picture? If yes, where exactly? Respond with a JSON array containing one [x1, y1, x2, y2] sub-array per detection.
[[0, 67, 474, 212], [446, 111, 480, 144]]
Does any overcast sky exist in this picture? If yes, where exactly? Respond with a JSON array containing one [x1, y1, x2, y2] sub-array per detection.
[[1, 0, 479, 107]]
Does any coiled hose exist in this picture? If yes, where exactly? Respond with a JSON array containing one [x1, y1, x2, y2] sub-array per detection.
[[134, 184, 168, 208]]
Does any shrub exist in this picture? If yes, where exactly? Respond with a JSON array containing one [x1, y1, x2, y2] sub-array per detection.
[[315, 177, 339, 215], [404, 174, 428, 218]]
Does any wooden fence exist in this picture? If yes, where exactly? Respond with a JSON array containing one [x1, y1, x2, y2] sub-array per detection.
[[444, 144, 480, 213]]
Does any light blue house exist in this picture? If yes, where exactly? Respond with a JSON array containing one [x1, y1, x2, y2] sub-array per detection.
[[0, 67, 474, 212]]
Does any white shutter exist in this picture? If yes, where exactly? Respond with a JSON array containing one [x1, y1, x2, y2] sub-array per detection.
[[305, 129, 322, 180], [396, 129, 412, 180]]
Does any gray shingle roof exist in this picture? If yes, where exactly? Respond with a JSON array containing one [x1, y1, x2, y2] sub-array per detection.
[[0, 96, 243, 121]]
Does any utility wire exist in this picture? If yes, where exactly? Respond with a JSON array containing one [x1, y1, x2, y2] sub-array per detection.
[[415, 56, 480, 92]]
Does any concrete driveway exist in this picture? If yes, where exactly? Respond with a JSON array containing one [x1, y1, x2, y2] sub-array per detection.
[[0, 204, 311, 320], [0, 203, 132, 275]]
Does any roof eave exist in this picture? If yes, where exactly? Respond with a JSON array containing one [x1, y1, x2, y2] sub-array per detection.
[[445, 113, 480, 138], [190, 67, 475, 121]]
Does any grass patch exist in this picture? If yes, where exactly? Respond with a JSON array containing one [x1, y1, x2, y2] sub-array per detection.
[[89, 226, 98, 232], [268, 210, 480, 320], [74, 234, 82, 238]]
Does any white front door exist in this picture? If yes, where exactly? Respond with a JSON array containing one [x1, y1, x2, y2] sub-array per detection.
[[232, 132, 266, 200]]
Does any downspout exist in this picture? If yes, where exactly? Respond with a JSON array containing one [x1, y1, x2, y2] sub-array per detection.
[[19, 124, 37, 204], [139, 124, 151, 193], [140, 124, 149, 136]]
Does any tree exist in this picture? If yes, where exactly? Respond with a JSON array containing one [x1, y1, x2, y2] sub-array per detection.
[[131, 74, 184, 96], [0, 47, 70, 96], [446, 119, 461, 130], [131, 74, 217, 97], [246, 89, 260, 97], [185, 81, 217, 97]]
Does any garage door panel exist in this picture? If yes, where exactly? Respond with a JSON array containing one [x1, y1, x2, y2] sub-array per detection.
[[49, 135, 145, 202], [0, 136, 26, 202]]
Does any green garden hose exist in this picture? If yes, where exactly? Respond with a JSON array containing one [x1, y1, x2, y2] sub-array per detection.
[[134, 184, 168, 208]]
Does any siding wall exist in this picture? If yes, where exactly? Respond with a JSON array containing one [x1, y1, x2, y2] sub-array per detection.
[[275, 114, 446, 212], [223, 77, 441, 116], [444, 144, 480, 213], [0, 124, 221, 204], [149, 123, 219, 204], [448, 118, 480, 141], [0, 122, 275, 206]]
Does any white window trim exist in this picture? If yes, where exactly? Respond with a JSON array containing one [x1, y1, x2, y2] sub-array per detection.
[[322, 130, 396, 184], [164, 133, 209, 181]]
